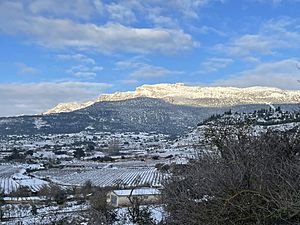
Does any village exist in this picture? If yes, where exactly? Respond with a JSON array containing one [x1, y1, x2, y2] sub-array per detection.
[[0, 107, 298, 224], [0, 130, 196, 224]]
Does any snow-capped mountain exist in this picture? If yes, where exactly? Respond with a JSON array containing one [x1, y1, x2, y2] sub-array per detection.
[[0, 97, 233, 136], [43, 83, 300, 115], [1, 98, 299, 136], [42, 101, 94, 115]]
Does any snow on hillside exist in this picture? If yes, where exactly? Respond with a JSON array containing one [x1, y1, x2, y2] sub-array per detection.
[[172, 107, 300, 148], [43, 101, 94, 114], [43, 83, 300, 114]]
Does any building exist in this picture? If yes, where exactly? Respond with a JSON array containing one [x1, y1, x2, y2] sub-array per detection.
[[107, 187, 161, 207]]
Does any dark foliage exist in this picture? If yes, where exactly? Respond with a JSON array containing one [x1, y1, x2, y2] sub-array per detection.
[[164, 123, 300, 225]]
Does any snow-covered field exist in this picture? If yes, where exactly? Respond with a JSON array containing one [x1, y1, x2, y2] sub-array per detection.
[[2, 202, 164, 225], [34, 167, 165, 188], [2, 201, 89, 225], [0, 164, 48, 194]]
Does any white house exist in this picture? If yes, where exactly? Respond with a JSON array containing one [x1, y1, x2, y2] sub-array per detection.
[[107, 188, 161, 207]]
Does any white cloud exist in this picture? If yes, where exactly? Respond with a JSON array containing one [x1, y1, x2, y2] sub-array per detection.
[[120, 79, 139, 85], [253, 0, 300, 5], [146, 0, 215, 19], [147, 13, 178, 28], [57, 54, 96, 64], [115, 57, 183, 80], [106, 3, 136, 24], [130, 65, 183, 79], [196, 25, 227, 36], [91, 66, 104, 72], [115, 57, 147, 70], [212, 59, 300, 90], [57, 54, 103, 79], [213, 17, 300, 59], [243, 56, 261, 64], [198, 57, 234, 73], [99, 0, 220, 26], [67, 65, 103, 79], [15, 63, 40, 75], [28, 0, 102, 20], [214, 34, 275, 57], [144, 6, 179, 28], [0, 1, 198, 54], [115, 57, 183, 79], [0, 82, 112, 117], [72, 72, 97, 79]]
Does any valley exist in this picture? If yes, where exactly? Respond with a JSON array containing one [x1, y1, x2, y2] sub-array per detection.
[[0, 85, 300, 224]]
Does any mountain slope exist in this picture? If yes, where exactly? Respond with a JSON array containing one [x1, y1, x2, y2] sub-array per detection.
[[1, 98, 299, 136], [42, 101, 94, 115], [44, 84, 300, 114], [173, 106, 300, 147]]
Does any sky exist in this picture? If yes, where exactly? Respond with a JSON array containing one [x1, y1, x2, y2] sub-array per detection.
[[1, 0, 300, 116]]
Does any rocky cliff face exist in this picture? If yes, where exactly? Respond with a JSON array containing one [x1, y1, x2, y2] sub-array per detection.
[[43, 83, 300, 114], [42, 101, 94, 115]]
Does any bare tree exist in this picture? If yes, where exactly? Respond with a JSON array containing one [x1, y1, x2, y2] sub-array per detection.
[[108, 139, 121, 156], [164, 121, 300, 225], [126, 186, 157, 225], [81, 180, 93, 198], [38, 184, 67, 205], [0, 191, 4, 222], [88, 187, 117, 225]]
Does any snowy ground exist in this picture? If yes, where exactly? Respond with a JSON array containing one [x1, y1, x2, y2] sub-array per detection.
[[34, 167, 165, 188], [1, 201, 164, 225], [0, 164, 48, 194], [2, 201, 89, 225]]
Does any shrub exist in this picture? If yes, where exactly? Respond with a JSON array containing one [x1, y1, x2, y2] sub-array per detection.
[[164, 124, 300, 225]]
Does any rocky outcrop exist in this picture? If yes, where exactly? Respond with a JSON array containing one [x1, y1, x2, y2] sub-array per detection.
[[43, 83, 300, 114]]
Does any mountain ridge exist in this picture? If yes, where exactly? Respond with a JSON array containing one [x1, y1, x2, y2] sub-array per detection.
[[43, 83, 300, 115], [1, 97, 299, 136]]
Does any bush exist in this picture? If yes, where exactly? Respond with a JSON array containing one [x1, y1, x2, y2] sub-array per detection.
[[74, 148, 85, 159], [164, 124, 300, 225], [88, 188, 118, 225], [9, 186, 32, 197], [38, 184, 67, 205]]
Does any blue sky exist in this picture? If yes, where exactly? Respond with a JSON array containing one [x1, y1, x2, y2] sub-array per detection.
[[1, 0, 300, 116]]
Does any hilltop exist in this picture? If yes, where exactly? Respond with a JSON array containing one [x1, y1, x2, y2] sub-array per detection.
[[43, 83, 300, 114]]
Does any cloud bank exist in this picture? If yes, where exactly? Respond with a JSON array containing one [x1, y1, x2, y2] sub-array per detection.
[[0, 82, 112, 117]]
